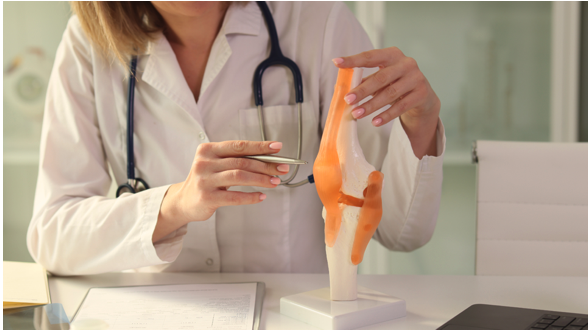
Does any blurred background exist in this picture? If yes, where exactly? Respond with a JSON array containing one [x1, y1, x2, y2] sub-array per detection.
[[4, 2, 587, 274]]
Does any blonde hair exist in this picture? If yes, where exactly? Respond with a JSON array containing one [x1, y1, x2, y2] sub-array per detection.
[[70, 2, 165, 65]]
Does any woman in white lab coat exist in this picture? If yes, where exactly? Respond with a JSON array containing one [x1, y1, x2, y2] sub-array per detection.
[[27, 2, 445, 275]]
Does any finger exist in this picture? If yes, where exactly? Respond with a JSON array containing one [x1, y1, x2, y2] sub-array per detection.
[[359, 65, 386, 84], [344, 63, 408, 106], [199, 140, 282, 158], [332, 47, 405, 69], [371, 90, 423, 127], [215, 170, 281, 188], [360, 71, 377, 84], [214, 191, 268, 206], [351, 73, 418, 120], [213, 157, 289, 176]]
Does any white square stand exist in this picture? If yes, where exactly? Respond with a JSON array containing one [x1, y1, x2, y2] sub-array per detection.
[[280, 287, 406, 329]]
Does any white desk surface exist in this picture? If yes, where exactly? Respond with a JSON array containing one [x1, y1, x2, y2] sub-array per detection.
[[49, 273, 588, 330]]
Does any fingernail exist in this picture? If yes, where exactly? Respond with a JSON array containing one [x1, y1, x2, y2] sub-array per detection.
[[259, 193, 267, 201], [269, 142, 282, 150], [332, 58, 344, 65], [352, 108, 365, 119], [344, 94, 356, 104], [372, 118, 383, 126], [270, 177, 281, 185], [277, 164, 289, 172]]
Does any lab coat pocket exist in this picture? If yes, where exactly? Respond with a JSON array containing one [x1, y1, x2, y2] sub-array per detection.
[[239, 102, 317, 180]]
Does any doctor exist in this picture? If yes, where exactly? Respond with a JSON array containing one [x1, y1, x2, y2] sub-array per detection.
[[28, 2, 444, 275]]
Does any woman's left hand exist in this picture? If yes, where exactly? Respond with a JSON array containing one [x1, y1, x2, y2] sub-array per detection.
[[333, 47, 441, 158], [333, 47, 440, 126]]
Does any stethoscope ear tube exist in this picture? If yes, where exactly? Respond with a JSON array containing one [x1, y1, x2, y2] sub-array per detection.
[[253, 1, 303, 106]]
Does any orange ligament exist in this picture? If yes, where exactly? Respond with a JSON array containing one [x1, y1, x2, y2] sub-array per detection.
[[313, 68, 354, 247], [338, 193, 364, 208]]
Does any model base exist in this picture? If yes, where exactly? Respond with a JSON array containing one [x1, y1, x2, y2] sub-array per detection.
[[280, 287, 406, 329]]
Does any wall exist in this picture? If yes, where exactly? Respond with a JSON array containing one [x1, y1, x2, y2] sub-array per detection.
[[4, 1, 71, 262], [352, 2, 552, 275]]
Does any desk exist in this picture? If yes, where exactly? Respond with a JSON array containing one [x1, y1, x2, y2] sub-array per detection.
[[50, 273, 588, 330]]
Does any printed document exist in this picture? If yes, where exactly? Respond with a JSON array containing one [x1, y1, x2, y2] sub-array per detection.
[[72, 283, 259, 330]]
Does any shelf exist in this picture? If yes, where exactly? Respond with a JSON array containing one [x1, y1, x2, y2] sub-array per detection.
[[443, 151, 475, 166]]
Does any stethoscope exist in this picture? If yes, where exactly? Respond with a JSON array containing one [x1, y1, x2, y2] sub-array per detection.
[[117, 1, 313, 197]]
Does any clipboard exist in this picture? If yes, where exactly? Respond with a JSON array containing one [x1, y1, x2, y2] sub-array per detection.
[[71, 282, 265, 330]]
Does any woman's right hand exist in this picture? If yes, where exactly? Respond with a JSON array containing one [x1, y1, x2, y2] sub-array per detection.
[[154, 140, 289, 242]]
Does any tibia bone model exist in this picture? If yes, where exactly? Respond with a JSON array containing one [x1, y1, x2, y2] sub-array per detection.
[[314, 68, 384, 301]]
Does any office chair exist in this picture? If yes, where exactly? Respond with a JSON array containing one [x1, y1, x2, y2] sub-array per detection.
[[473, 140, 588, 276]]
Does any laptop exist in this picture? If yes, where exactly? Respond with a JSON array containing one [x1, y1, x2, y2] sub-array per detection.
[[438, 304, 588, 330]]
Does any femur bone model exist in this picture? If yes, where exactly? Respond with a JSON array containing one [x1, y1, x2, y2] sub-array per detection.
[[313, 68, 384, 301]]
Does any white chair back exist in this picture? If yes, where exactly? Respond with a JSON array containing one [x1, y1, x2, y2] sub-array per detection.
[[474, 140, 588, 276]]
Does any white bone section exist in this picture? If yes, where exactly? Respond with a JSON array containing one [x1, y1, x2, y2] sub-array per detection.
[[338, 68, 376, 199], [324, 68, 376, 301]]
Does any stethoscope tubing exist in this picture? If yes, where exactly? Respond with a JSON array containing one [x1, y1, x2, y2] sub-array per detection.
[[117, 56, 149, 197], [254, 1, 310, 187], [118, 1, 312, 196], [253, 1, 303, 106], [126, 56, 137, 182]]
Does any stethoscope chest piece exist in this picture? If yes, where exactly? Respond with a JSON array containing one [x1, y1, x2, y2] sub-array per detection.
[[116, 178, 149, 197]]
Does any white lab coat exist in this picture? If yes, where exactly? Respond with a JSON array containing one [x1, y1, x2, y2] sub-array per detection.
[[27, 2, 445, 276]]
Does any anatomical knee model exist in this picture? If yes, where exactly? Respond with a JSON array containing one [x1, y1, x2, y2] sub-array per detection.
[[314, 68, 384, 301]]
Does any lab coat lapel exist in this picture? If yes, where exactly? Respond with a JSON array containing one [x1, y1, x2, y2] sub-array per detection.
[[199, 2, 262, 100], [199, 34, 231, 99], [141, 34, 205, 128]]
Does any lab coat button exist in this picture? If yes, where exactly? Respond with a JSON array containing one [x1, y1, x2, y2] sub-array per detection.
[[206, 258, 213, 266], [199, 132, 207, 141]]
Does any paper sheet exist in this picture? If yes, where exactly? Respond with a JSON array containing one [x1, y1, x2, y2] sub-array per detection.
[[72, 283, 259, 330]]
